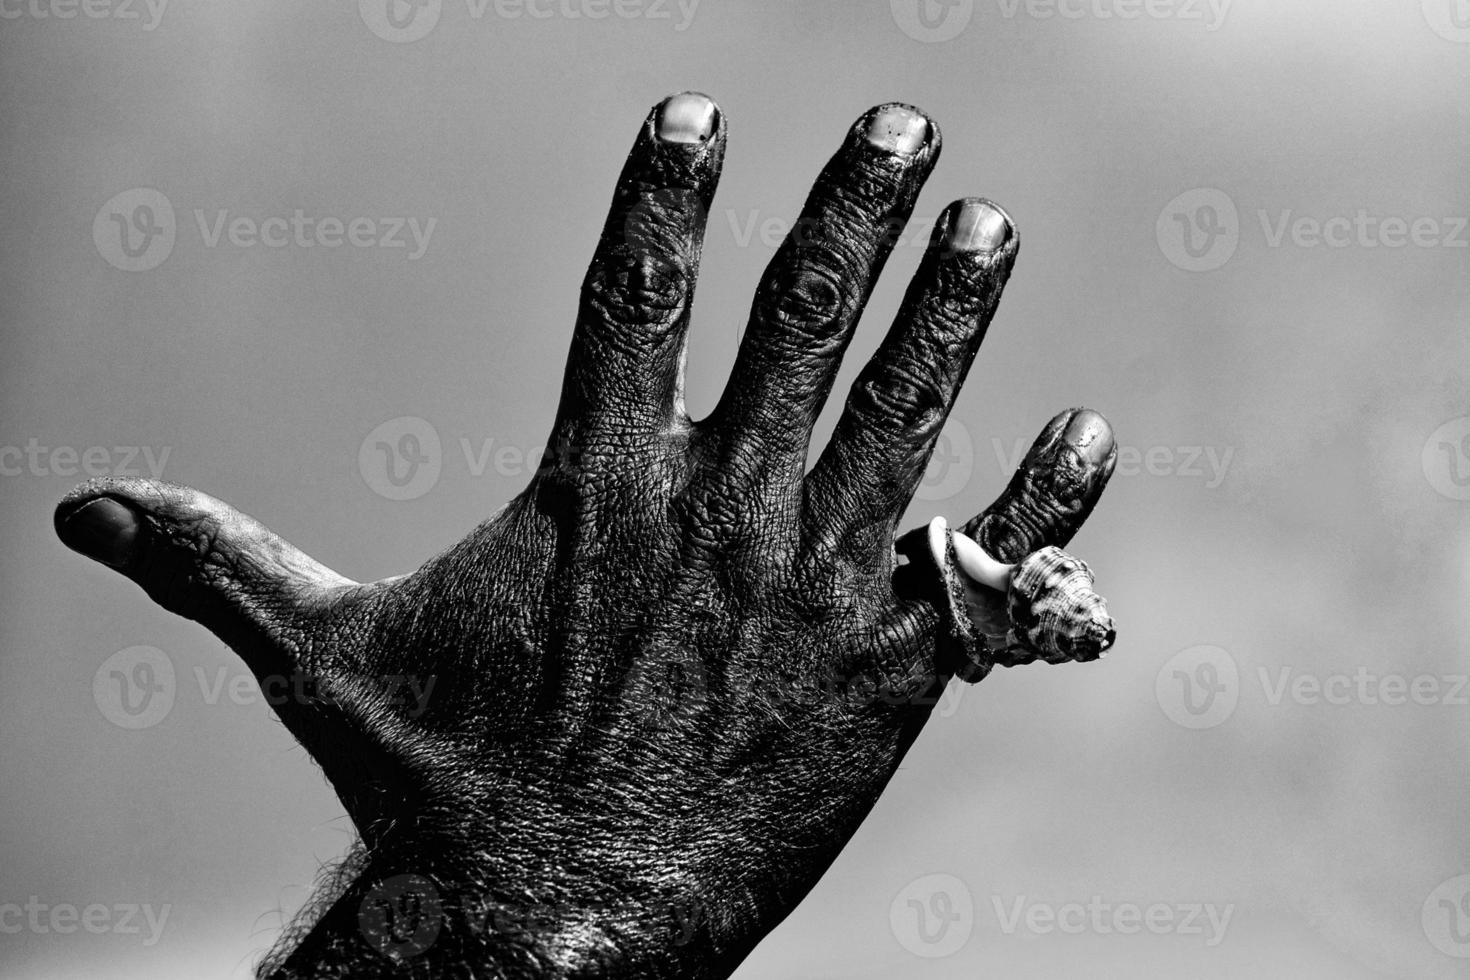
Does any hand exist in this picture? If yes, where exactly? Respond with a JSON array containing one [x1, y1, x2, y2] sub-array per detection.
[[55, 92, 1116, 979]]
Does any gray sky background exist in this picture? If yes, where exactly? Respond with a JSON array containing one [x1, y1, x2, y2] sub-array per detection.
[[3, 0, 1469, 976]]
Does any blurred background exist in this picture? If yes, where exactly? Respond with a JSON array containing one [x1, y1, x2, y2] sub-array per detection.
[[3, 0, 1469, 976]]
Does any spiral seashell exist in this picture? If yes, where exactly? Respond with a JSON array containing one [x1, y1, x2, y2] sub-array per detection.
[[1001, 546, 1115, 665], [908, 515, 1116, 680]]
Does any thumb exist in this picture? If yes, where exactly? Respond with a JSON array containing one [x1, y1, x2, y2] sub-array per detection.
[[54, 477, 356, 673]]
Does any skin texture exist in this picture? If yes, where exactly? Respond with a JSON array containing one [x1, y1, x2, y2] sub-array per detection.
[[53, 93, 1116, 978]]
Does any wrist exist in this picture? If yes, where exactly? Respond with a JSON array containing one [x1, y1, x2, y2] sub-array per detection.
[[264, 844, 737, 979]]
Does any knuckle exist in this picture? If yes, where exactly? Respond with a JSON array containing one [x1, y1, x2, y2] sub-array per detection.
[[542, 435, 635, 487], [978, 477, 1087, 563], [849, 361, 946, 434], [581, 187, 705, 337], [756, 247, 861, 347], [582, 248, 689, 335]]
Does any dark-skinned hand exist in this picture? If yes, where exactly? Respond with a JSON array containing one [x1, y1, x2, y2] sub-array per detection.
[[54, 92, 1116, 979]]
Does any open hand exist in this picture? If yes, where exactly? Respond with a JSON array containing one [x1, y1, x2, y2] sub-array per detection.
[[55, 92, 1116, 979]]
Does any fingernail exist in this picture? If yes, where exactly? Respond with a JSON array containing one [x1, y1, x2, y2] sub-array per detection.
[[656, 92, 718, 144], [945, 199, 1010, 252], [1064, 408, 1115, 464], [57, 497, 139, 568], [865, 104, 929, 156]]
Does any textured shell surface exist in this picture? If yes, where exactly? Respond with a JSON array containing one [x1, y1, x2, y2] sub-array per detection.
[[1004, 545, 1116, 664], [896, 515, 1117, 681]]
